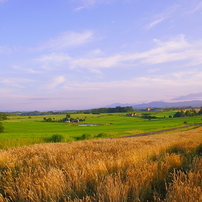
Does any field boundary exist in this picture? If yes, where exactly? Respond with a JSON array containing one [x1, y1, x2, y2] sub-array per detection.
[[116, 123, 202, 138]]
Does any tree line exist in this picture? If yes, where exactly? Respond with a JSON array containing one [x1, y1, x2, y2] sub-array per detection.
[[0, 113, 8, 121], [0, 113, 7, 133], [174, 108, 202, 117], [20, 110, 76, 116], [90, 106, 134, 114]]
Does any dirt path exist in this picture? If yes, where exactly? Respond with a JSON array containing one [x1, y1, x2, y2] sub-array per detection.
[[116, 123, 202, 138]]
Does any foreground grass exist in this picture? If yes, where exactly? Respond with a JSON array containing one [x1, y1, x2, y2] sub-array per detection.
[[0, 127, 201, 201]]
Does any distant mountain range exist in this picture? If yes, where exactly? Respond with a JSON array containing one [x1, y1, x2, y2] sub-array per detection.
[[105, 100, 202, 109]]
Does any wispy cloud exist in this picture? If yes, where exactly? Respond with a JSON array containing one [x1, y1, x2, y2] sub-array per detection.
[[73, 0, 117, 10], [74, 6, 85, 11], [68, 35, 202, 71], [12, 65, 42, 74], [187, 2, 202, 14], [147, 18, 166, 29], [38, 53, 71, 63], [51, 70, 202, 105], [146, 5, 179, 29], [0, 45, 12, 54], [45, 76, 66, 89], [36, 53, 71, 70], [172, 92, 202, 101], [37, 30, 94, 51], [0, 78, 35, 88], [0, 0, 7, 3], [36, 35, 202, 73]]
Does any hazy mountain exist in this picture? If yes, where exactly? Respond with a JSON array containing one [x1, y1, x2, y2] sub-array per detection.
[[133, 100, 202, 108], [104, 103, 133, 108], [105, 100, 202, 109]]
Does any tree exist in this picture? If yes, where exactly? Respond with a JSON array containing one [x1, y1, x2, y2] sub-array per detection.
[[173, 111, 182, 117], [185, 110, 192, 116], [0, 122, 4, 133], [0, 113, 7, 121], [198, 107, 202, 115], [66, 114, 71, 118], [49, 134, 64, 142], [191, 109, 197, 116]]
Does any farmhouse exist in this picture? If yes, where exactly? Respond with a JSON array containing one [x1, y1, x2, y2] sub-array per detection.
[[62, 118, 70, 122], [73, 119, 80, 123], [126, 113, 136, 116]]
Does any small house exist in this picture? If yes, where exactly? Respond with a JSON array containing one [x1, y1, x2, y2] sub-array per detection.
[[73, 119, 80, 123], [126, 113, 136, 116]]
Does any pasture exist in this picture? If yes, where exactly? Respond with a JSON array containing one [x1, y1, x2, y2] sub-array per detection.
[[0, 110, 202, 148]]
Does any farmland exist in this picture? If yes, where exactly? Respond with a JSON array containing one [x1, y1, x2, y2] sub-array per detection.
[[0, 127, 201, 201], [0, 110, 202, 148], [0, 110, 202, 201]]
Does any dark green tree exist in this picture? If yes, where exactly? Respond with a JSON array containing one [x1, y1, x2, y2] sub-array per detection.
[[198, 107, 202, 115], [0, 122, 4, 133], [66, 114, 71, 118], [49, 134, 64, 142], [191, 109, 197, 116], [185, 110, 192, 116], [0, 113, 7, 121], [174, 111, 182, 117]]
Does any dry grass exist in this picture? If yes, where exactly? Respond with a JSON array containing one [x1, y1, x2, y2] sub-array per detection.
[[0, 128, 202, 201]]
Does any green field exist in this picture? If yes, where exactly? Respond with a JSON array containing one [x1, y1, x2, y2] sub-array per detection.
[[0, 111, 202, 148]]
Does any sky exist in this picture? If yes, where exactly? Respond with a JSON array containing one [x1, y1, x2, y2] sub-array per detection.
[[1, 0, 202, 111]]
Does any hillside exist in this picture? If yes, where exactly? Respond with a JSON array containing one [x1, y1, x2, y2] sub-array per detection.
[[0, 127, 202, 201]]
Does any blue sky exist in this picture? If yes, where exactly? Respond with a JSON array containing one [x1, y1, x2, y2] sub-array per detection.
[[1, 0, 202, 111]]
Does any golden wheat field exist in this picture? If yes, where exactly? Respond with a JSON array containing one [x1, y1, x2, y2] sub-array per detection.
[[0, 128, 202, 202]]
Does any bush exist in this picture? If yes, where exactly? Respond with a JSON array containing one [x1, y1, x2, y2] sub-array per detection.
[[79, 133, 92, 140], [49, 134, 64, 142], [96, 133, 107, 138], [0, 122, 4, 133]]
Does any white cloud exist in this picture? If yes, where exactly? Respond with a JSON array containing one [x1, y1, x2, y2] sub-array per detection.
[[187, 2, 202, 14], [36, 52, 71, 70], [0, 45, 12, 53], [172, 92, 202, 101], [37, 30, 94, 51], [45, 76, 66, 89], [50, 69, 202, 106], [12, 65, 42, 74], [146, 18, 166, 29], [35, 35, 202, 74], [148, 68, 160, 73], [73, 0, 119, 10], [146, 5, 179, 29], [54, 69, 202, 95], [0, 78, 35, 88], [2, 69, 202, 110], [74, 6, 85, 11], [74, 0, 113, 6], [69, 35, 202, 71], [38, 53, 71, 63]]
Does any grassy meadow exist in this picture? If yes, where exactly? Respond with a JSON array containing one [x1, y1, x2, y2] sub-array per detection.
[[0, 111, 202, 148], [0, 127, 201, 201]]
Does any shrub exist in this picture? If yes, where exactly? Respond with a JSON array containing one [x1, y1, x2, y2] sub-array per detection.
[[79, 133, 92, 140], [96, 133, 107, 138], [49, 134, 64, 142], [0, 122, 4, 133]]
